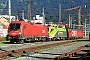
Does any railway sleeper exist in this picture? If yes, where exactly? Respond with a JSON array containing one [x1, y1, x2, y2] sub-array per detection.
[[54, 54, 66, 60], [0, 51, 11, 57], [23, 49, 31, 53], [10, 53, 20, 57]]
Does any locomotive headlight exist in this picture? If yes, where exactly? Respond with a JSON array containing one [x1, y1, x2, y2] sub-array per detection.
[[19, 32, 22, 35]]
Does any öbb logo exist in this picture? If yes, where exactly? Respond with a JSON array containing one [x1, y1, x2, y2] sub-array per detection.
[[72, 30, 77, 36]]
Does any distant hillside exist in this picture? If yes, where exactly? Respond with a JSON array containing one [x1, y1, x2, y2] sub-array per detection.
[[0, 0, 90, 24]]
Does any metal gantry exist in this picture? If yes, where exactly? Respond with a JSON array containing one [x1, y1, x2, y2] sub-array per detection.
[[64, 5, 86, 29]]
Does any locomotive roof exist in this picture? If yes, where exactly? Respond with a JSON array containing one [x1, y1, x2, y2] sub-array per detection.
[[10, 20, 46, 27], [10, 20, 26, 24]]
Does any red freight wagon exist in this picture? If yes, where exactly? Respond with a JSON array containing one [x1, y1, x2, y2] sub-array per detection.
[[68, 29, 83, 38], [7, 20, 48, 43]]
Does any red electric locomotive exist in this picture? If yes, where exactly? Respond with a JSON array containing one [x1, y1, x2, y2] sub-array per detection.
[[7, 19, 48, 43]]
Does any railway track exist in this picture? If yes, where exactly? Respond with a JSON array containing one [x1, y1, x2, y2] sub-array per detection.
[[0, 40, 75, 59], [62, 44, 90, 60], [11, 41, 90, 60], [0, 40, 89, 60]]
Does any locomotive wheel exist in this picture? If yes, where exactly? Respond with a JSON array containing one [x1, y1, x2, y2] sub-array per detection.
[[42, 37, 46, 42], [62, 38, 65, 40], [10, 39, 14, 43], [19, 39, 24, 44], [49, 38, 52, 41], [53, 37, 57, 41]]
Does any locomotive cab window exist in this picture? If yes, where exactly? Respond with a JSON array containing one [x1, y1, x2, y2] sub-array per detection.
[[10, 24, 20, 30], [50, 28, 54, 33]]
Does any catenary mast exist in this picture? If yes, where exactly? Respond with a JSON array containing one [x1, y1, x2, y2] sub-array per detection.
[[42, 7, 45, 24], [59, 4, 61, 24], [8, 0, 11, 22], [28, 0, 31, 21]]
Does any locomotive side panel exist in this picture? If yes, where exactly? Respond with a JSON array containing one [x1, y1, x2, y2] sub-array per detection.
[[68, 29, 83, 39], [48, 26, 67, 40], [34, 24, 48, 37], [76, 30, 83, 37], [22, 23, 34, 36]]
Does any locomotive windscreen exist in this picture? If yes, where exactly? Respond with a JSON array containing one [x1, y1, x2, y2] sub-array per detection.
[[10, 24, 21, 30]]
